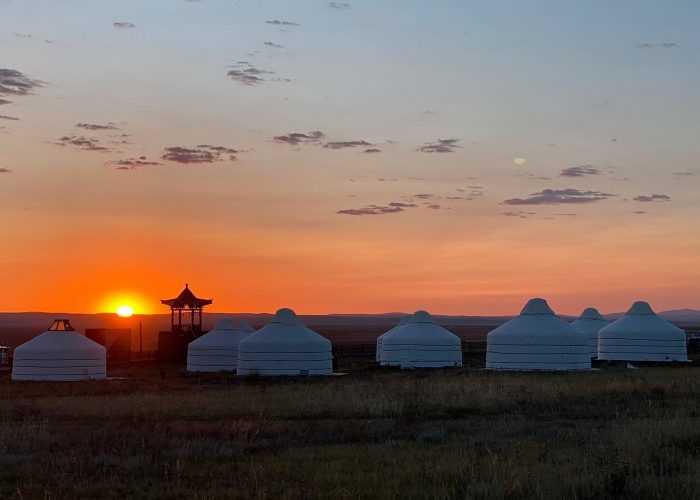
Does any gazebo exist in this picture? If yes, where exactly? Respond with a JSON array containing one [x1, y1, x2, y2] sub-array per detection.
[[161, 283, 212, 338]]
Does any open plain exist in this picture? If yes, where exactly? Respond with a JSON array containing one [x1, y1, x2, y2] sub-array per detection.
[[1, 354, 700, 499]]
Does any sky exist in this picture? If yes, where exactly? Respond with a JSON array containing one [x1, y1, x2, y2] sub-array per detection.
[[1, 0, 699, 316]]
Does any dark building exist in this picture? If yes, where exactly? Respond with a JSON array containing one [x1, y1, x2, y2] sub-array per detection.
[[158, 283, 212, 362], [85, 328, 131, 362]]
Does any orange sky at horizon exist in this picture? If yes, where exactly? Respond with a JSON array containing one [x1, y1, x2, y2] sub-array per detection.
[[1, 1, 699, 317]]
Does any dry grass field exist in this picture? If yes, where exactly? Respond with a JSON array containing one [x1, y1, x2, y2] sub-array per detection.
[[1, 355, 700, 499]]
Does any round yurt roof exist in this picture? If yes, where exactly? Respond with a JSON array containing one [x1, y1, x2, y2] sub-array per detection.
[[580, 307, 605, 321], [600, 301, 685, 339], [378, 314, 412, 341], [239, 308, 331, 352], [572, 307, 608, 332], [488, 298, 585, 342], [15, 321, 106, 356], [12, 319, 106, 381], [189, 318, 246, 348], [382, 310, 460, 346], [239, 321, 255, 333]]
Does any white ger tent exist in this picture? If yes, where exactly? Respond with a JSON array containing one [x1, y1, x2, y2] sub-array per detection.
[[598, 301, 687, 362], [486, 298, 591, 371], [187, 318, 253, 372], [237, 308, 333, 376], [375, 314, 412, 362], [571, 307, 609, 358], [12, 319, 106, 381], [380, 310, 462, 368], [239, 321, 255, 335]]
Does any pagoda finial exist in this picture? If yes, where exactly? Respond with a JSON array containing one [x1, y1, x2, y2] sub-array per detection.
[[185, 282, 189, 288]]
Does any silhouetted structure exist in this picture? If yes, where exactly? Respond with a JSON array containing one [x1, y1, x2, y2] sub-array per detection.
[[161, 283, 212, 336], [158, 284, 212, 363], [85, 328, 131, 362]]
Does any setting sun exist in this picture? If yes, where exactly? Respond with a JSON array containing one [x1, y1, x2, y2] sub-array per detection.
[[116, 305, 134, 318]]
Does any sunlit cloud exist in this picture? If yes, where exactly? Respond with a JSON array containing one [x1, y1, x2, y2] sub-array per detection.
[[107, 156, 163, 170], [560, 165, 602, 177], [226, 62, 275, 86], [273, 131, 324, 145], [161, 145, 238, 163], [502, 188, 616, 205], [77, 122, 119, 131], [419, 138, 460, 153], [337, 201, 417, 216], [54, 135, 113, 152], [501, 211, 535, 218], [513, 157, 527, 166], [0, 68, 42, 96], [324, 140, 373, 149], [633, 194, 671, 202]]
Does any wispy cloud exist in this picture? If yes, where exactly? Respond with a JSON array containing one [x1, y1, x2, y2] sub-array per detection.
[[0, 68, 42, 97], [108, 156, 162, 170], [635, 42, 676, 49], [0, 99, 11, 106], [324, 140, 373, 149], [13, 33, 33, 39], [54, 135, 112, 152], [266, 20, 299, 26], [0, 115, 19, 121], [501, 211, 536, 218], [673, 171, 693, 177], [559, 165, 601, 177], [273, 131, 324, 145], [338, 203, 409, 215], [419, 138, 460, 153], [0, 167, 12, 173], [113, 22, 136, 29], [502, 188, 615, 205], [264, 41, 285, 49], [161, 145, 238, 163], [330, 2, 351, 9], [633, 194, 671, 202], [77, 122, 119, 131], [226, 62, 277, 86], [363, 148, 381, 153]]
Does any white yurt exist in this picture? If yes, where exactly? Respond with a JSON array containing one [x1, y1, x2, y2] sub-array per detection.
[[571, 307, 609, 358], [187, 318, 253, 372], [237, 308, 333, 376], [375, 314, 412, 362], [598, 301, 687, 362], [239, 321, 256, 335], [380, 310, 462, 368], [12, 319, 106, 381], [486, 298, 591, 371]]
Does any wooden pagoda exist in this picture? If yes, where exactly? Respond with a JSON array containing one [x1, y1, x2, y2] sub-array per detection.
[[161, 283, 213, 337]]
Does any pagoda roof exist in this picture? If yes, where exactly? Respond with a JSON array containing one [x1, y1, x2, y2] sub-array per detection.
[[161, 283, 213, 308]]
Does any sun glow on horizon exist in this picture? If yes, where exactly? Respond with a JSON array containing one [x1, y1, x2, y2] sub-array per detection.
[[116, 305, 134, 317]]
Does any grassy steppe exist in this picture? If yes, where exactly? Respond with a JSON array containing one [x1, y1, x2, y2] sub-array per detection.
[[1, 361, 700, 499]]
